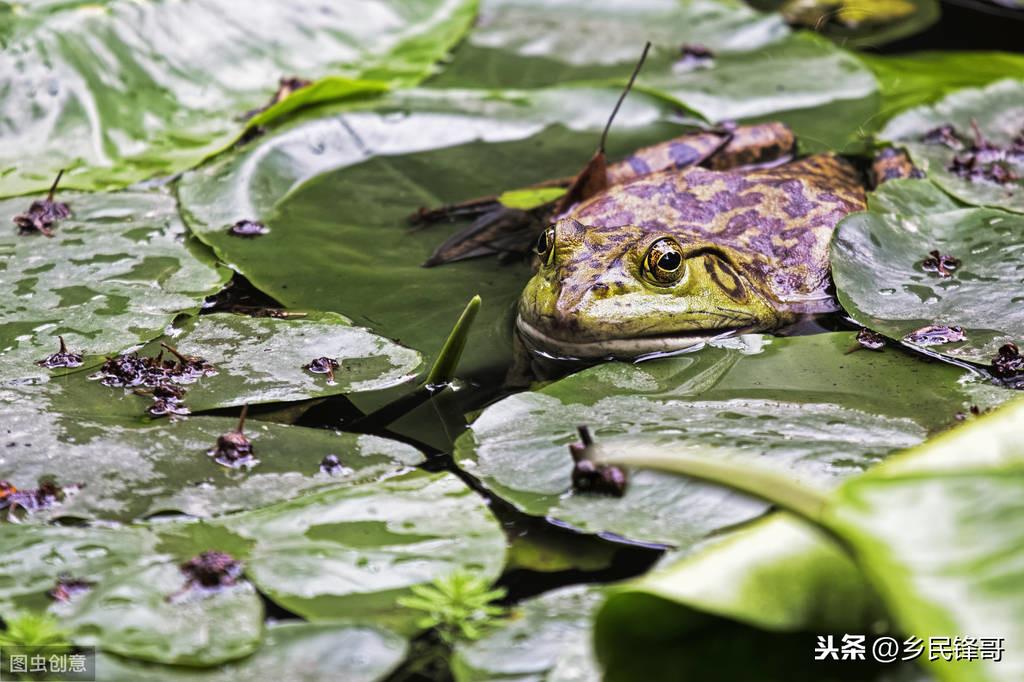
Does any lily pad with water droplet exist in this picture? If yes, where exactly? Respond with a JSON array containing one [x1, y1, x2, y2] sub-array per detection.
[[0, 402, 424, 522], [454, 332, 1013, 547], [0, 191, 228, 385], [452, 585, 605, 682], [0, 0, 478, 196], [832, 179, 1024, 364]]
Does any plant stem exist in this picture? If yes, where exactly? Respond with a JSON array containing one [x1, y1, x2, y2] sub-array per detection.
[[598, 445, 828, 524]]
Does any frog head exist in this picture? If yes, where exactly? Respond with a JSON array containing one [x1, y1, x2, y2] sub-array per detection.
[[516, 218, 782, 358]]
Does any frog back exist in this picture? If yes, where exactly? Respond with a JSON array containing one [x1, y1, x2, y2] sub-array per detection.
[[570, 154, 867, 313]]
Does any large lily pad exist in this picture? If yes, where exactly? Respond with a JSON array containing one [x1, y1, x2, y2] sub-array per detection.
[[0, 191, 227, 385], [0, 405, 424, 522], [219, 469, 507, 632], [638, 33, 879, 152], [832, 179, 1024, 364], [455, 332, 1010, 546], [879, 79, 1024, 212], [452, 585, 605, 682], [177, 87, 686, 375], [94, 621, 408, 681], [758, 0, 939, 48], [431, 0, 788, 89], [0, 0, 478, 196]]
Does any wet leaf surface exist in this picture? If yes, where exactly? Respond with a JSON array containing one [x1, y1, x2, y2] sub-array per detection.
[[832, 180, 1024, 364], [452, 585, 605, 682], [93, 621, 408, 681], [880, 80, 1024, 212], [177, 87, 686, 375], [0, 191, 228, 385], [455, 332, 1013, 546], [0, 0, 478, 196], [218, 469, 507, 632], [0, 404, 424, 522], [431, 0, 788, 89]]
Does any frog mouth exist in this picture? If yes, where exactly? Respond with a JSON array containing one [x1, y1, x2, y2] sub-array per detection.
[[515, 315, 748, 360]]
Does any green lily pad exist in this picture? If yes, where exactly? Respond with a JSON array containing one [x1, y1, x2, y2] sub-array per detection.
[[879, 79, 1024, 212], [638, 33, 880, 152], [0, 0, 478, 196], [452, 585, 605, 682], [94, 621, 408, 681], [219, 469, 507, 632], [431, 0, 788, 89], [0, 405, 424, 522], [860, 51, 1024, 120], [832, 179, 1024, 364], [0, 191, 228, 385], [455, 332, 1010, 547], [64, 563, 263, 666], [155, 312, 421, 411], [177, 87, 686, 375]]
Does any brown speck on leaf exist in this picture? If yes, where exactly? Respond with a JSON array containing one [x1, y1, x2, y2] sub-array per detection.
[[13, 170, 71, 237], [208, 405, 258, 469], [168, 551, 244, 602], [35, 336, 83, 369], [228, 220, 269, 238], [921, 250, 960, 277], [304, 356, 339, 384], [241, 76, 313, 121], [904, 324, 966, 346], [921, 124, 965, 150], [48, 575, 93, 603], [0, 478, 80, 518], [568, 425, 627, 497], [675, 44, 714, 71], [992, 343, 1024, 378], [954, 405, 984, 421], [848, 328, 886, 353], [942, 120, 1021, 185], [93, 345, 214, 417], [319, 454, 349, 476]]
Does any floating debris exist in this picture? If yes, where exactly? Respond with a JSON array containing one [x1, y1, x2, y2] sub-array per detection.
[[921, 124, 965, 150], [319, 454, 351, 476], [568, 426, 627, 497], [92, 345, 215, 416], [181, 551, 244, 589], [991, 343, 1024, 378], [13, 170, 71, 237], [145, 383, 191, 417], [675, 44, 714, 71], [921, 249, 960, 277], [931, 121, 1023, 185], [954, 405, 985, 421], [241, 76, 313, 120], [48, 575, 93, 603], [904, 324, 966, 346], [208, 406, 258, 469], [0, 478, 79, 518], [228, 219, 270, 238], [160, 343, 217, 382], [168, 551, 245, 602], [35, 336, 83, 369], [304, 356, 339, 384], [851, 328, 886, 352]]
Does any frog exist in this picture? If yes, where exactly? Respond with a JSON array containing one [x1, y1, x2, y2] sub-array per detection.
[[517, 126, 879, 359], [414, 50, 918, 361]]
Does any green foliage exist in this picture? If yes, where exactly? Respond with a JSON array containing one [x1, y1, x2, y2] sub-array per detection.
[[398, 572, 508, 645], [0, 612, 72, 651]]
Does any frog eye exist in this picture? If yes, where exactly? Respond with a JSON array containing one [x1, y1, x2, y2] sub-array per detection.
[[644, 238, 685, 284], [535, 226, 556, 265]]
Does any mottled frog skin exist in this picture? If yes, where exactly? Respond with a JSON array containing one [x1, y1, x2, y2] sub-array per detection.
[[517, 153, 867, 358]]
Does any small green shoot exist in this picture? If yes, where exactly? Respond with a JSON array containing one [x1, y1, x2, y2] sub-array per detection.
[[0, 611, 72, 653], [425, 295, 481, 388], [397, 571, 507, 645]]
